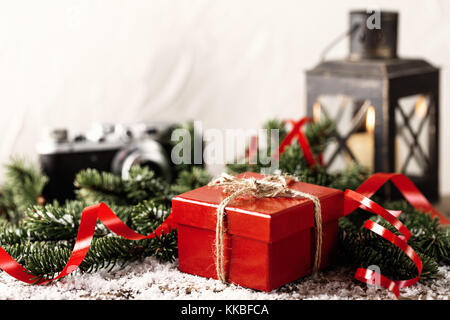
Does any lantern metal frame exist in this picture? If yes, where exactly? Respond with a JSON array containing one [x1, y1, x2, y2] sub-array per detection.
[[306, 58, 440, 201]]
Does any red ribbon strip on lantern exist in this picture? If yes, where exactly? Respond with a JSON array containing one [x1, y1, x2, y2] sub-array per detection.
[[248, 117, 319, 168], [275, 117, 317, 168]]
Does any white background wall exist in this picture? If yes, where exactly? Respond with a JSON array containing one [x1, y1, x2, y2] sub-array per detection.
[[1, 0, 449, 194]]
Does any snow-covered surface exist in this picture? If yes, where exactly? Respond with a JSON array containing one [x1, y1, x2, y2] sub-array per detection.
[[0, 257, 448, 300]]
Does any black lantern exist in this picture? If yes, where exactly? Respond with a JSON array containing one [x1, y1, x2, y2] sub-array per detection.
[[306, 10, 440, 201]]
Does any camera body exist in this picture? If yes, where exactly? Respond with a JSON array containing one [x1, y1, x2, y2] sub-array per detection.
[[37, 122, 183, 202]]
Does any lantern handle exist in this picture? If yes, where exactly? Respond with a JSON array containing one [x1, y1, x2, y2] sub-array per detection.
[[319, 22, 360, 62]]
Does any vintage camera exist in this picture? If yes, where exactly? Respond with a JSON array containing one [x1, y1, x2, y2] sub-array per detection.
[[37, 122, 192, 202]]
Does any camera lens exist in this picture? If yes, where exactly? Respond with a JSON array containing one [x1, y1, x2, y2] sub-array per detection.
[[111, 140, 173, 182]]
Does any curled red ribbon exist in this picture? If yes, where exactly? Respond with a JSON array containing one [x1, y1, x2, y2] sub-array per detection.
[[344, 189, 423, 298], [343, 173, 450, 298]]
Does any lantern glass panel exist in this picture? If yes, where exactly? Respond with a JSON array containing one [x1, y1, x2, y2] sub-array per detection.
[[313, 94, 375, 172], [395, 94, 431, 177]]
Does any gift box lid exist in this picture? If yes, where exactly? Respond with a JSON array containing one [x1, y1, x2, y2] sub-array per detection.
[[172, 172, 344, 243]]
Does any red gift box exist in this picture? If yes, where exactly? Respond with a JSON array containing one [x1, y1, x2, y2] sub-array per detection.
[[172, 172, 344, 291]]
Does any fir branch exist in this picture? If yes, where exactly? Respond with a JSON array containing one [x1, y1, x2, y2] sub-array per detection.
[[0, 158, 48, 223], [0, 220, 31, 245], [74, 169, 127, 205], [305, 118, 335, 156], [0, 187, 18, 222], [381, 201, 450, 264], [124, 166, 170, 205], [4, 157, 48, 207], [278, 143, 311, 175], [262, 118, 287, 140], [328, 163, 371, 191], [23, 204, 82, 241], [139, 230, 178, 262], [338, 226, 439, 282], [129, 200, 171, 235], [170, 167, 212, 195], [75, 166, 171, 206], [22, 242, 72, 281], [1, 241, 72, 281]]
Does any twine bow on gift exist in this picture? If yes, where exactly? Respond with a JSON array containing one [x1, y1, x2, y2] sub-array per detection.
[[208, 173, 323, 283]]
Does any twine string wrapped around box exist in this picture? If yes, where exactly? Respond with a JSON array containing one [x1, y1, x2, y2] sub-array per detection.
[[208, 173, 323, 283]]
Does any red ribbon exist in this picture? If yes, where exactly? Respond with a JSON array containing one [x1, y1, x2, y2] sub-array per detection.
[[0, 202, 175, 285], [343, 172, 449, 298], [344, 189, 423, 298], [247, 117, 318, 168], [275, 117, 317, 168], [344, 173, 450, 225]]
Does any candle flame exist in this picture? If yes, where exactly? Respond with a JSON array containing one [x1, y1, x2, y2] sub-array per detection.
[[414, 95, 428, 119], [366, 106, 376, 133], [313, 101, 321, 123]]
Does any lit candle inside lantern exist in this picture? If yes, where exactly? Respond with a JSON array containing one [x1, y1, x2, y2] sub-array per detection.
[[346, 106, 375, 171], [366, 106, 376, 133], [313, 101, 322, 123], [414, 95, 428, 119]]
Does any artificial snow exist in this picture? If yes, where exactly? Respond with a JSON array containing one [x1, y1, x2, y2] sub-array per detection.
[[0, 257, 448, 300]]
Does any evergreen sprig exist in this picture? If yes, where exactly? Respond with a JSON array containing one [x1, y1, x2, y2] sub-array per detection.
[[170, 167, 212, 195], [124, 166, 170, 205], [0, 157, 48, 223], [75, 166, 172, 207], [74, 169, 127, 205]]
